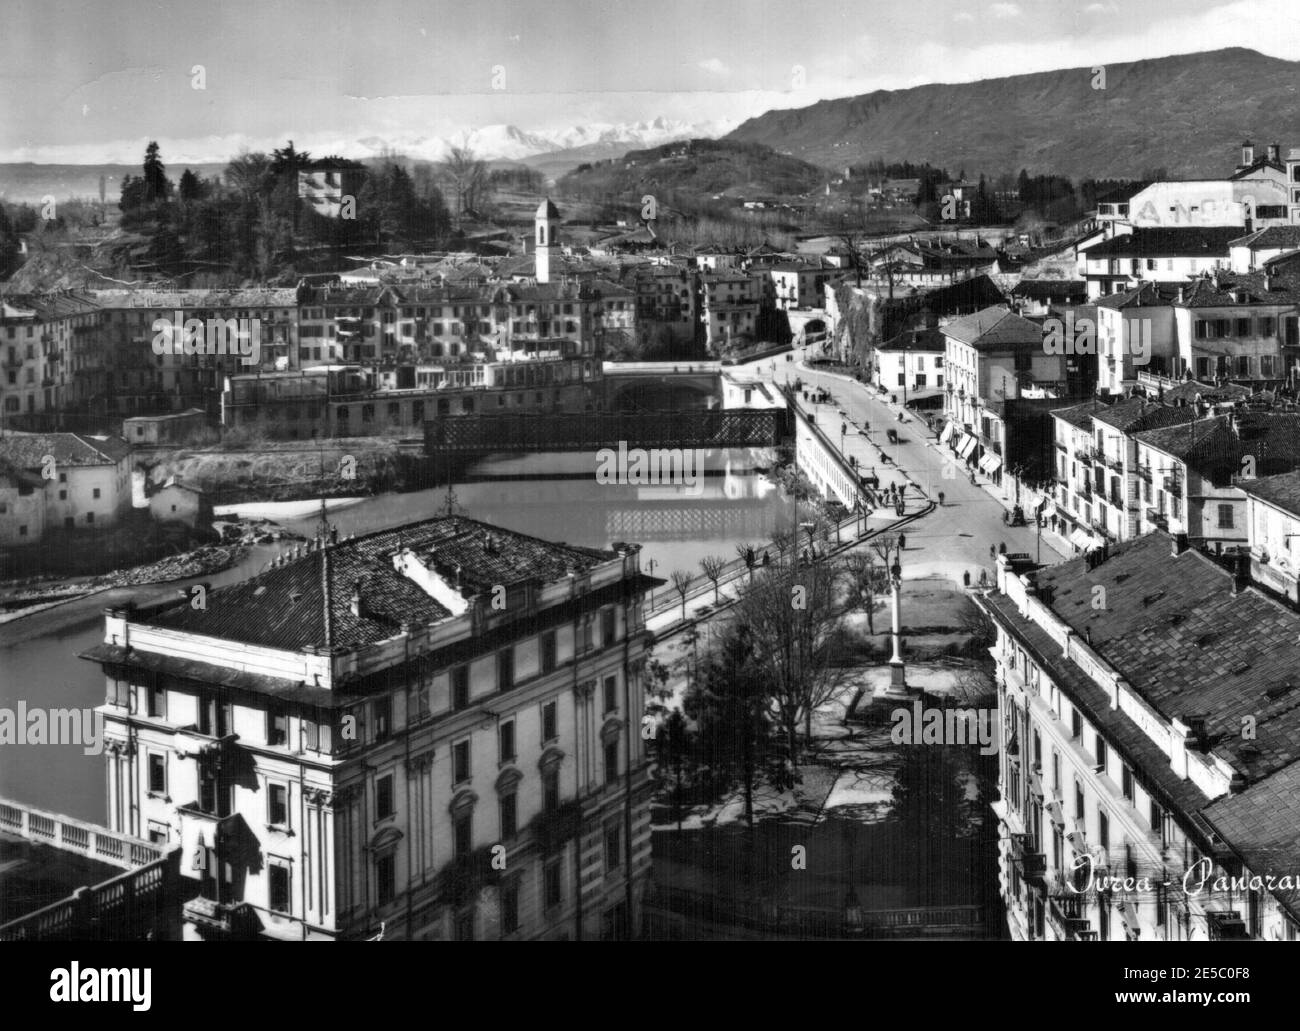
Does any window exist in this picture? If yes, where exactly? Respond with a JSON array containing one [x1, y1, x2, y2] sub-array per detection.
[[605, 822, 622, 870], [543, 766, 560, 812], [540, 630, 557, 673], [1052, 750, 1060, 794], [148, 753, 167, 794], [453, 740, 471, 784], [542, 700, 558, 742], [544, 858, 563, 909], [269, 783, 289, 826], [497, 648, 514, 691], [451, 664, 469, 710], [268, 706, 287, 746], [1121, 765, 1133, 801], [1074, 777, 1084, 821], [604, 740, 619, 785], [601, 607, 616, 645], [1150, 798, 1165, 844], [1095, 735, 1107, 773], [603, 675, 618, 715], [499, 792, 517, 839], [377, 774, 395, 820], [1098, 808, 1110, 853], [86, 512, 94, 524], [269, 862, 291, 914], [373, 696, 391, 741], [454, 810, 473, 857], [147, 684, 166, 719], [376, 853, 396, 905], [502, 877, 520, 933], [1071, 709, 1082, 740], [1218, 504, 1234, 529], [499, 721, 516, 763], [92, 487, 101, 499]]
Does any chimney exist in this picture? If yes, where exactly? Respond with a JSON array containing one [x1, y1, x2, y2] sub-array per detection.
[[350, 581, 364, 617], [1267, 142, 1280, 164], [1241, 140, 1255, 167], [1176, 284, 1186, 304], [1232, 550, 1251, 595], [1171, 531, 1190, 556], [1185, 713, 1209, 749]]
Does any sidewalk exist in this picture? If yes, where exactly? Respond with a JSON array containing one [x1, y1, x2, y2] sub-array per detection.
[[781, 360, 1073, 563]]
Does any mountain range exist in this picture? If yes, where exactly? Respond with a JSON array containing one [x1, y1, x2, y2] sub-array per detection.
[[726, 48, 1300, 181]]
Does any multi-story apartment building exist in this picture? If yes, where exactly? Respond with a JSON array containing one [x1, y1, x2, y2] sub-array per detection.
[[1079, 228, 1239, 299], [942, 307, 1069, 473], [1242, 470, 1300, 608], [81, 515, 659, 940], [698, 270, 764, 350], [1093, 284, 1179, 395], [1133, 412, 1300, 550], [873, 327, 946, 395], [1049, 397, 1196, 549], [983, 535, 1300, 942], [0, 431, 132, 537], [768, 261, 833, 312], [1171, 270, 1300, 385], [1, 293, 107, 421]]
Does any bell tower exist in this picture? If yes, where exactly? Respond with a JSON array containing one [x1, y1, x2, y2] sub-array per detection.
[[535, 198, 560, 284]]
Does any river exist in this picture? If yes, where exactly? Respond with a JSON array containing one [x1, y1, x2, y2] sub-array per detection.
[[0, 448, 798, 822]]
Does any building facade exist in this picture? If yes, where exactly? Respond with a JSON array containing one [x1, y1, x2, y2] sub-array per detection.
[[82, 516, 658, 941]]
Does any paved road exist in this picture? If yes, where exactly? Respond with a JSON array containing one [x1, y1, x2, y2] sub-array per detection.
[[759, 355, 1068, 578]]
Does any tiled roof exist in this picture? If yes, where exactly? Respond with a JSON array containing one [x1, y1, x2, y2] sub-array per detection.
[[1081, 227, 1239, 259], [879, 328, 946, 352], [1088, 397, 1197, 433], [942, 306, 1041, 349], [1178, 269, 1300, 307], [1229, 225, 1300, 250], [1050, 400, 1100, 429], [1030, 532, 1300, 786], [1095, 282, 1178, 309], [981, 588, 1212, 819], [1240, 470, 1300, 517], [0, 432, 130, 469], [1204, 764, 1300, 899], [143, 516, 614, 651], [1157, 379, 1253, 404], [1009, 279, 1086, 300], [1135, 414, 1300, 474]]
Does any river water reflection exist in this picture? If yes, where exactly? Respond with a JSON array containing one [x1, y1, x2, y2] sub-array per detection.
[[0, 448, 796, 821]]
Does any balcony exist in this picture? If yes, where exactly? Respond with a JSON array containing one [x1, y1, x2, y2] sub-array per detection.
[[1104, 454, 1124, 473], [1145, 508, 1168, 530], [1162, 475, 1181, 493], [1137, 465, 1152, 483], [182, 897, 258, 939]]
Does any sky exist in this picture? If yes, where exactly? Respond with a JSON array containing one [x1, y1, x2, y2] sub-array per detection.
[[3, 0, 1300, 164]]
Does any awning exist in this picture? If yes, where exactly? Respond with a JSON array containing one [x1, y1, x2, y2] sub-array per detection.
[[1045, 800, 1065, 827], [1028, 770, 1045, 799], [939, 421, 955, 444], [983, 453, 1003, 475], [957, 434, 978, 459], [1069, 529, 1093, 550], [1066, 830, 1088, 854]]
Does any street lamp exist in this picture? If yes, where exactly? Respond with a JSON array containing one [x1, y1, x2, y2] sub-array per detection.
[[842, 885, 864, 936], [646, 557, 658, 608]]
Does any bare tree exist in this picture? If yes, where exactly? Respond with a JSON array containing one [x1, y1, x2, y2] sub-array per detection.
[[843, 551, 880, 635], [734, 554, 849, 762], [699, 555, 727, 603], [870, 533, 900, 569], [669, 569, 693, 621], [735, 542, 757, 579], [443, 143, 489, 228]]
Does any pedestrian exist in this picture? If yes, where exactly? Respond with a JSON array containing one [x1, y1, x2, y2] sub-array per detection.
[[762, 550, 770, 567], [938, 490, 945, 506], [989, 544, 996, 561], [999, 541, 1007, 555], [898, 533, 906, 550], [963, 569, 971, 587]]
